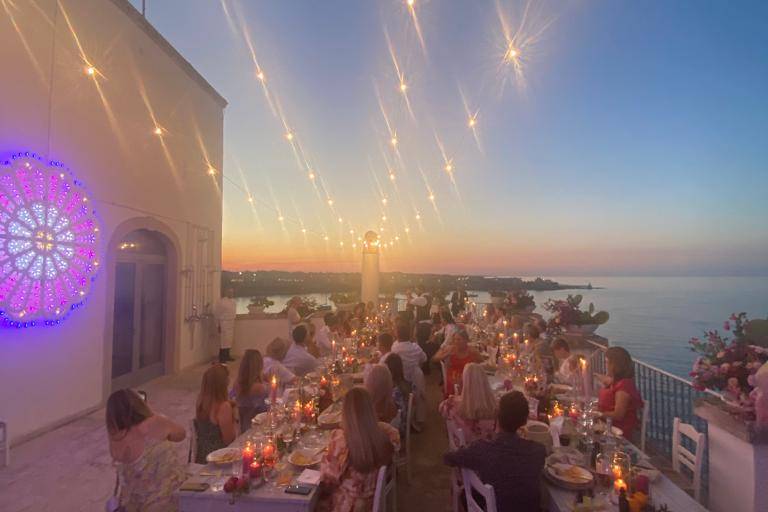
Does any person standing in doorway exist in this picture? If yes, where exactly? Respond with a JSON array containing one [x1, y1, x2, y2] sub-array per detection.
[[215, 288, 237, 362]]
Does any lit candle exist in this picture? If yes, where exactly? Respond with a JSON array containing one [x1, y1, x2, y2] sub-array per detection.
[[332, 339, 337, 359], [249, 460, 262, 479], [262, 442, 276, 466], [270, 375, 278, 403], [320, 375, 328, 388], [614, 478, 627, 493], [242, 444, 254, 476]]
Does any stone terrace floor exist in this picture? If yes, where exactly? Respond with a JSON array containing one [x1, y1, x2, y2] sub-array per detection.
[[0, 360, 452, 511]]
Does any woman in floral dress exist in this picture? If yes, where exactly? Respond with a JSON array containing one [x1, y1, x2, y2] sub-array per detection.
[[318, 387, 401, 512], [439, 363, 497, 445], [106, 389, 187, 512]]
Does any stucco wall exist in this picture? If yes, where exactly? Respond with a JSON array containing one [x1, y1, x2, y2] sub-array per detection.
[[0, 0, 224, 444]]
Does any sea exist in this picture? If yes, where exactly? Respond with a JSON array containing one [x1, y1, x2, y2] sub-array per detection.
[[234, 276, 768, 380]]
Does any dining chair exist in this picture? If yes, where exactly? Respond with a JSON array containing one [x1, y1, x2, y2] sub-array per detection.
[[672, 417, 706, 502], [460, 468, 498, 512], [640, 399, 650, 453], [373, 464, 397, 512], [445, 419, 466, 512], [188, 419, 198, 464], [395, 393, 414, 483], [440, 360, 449, 396]]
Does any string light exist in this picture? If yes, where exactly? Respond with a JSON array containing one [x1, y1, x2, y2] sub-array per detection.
[[85, 65, 96, 76], [445, 162, 453, 173], [324, 235, 330, 241], [256, 70, 265, 81], [415, 212, 421, 220], [327, 198, 334, 206], [248, 196, 254, 203], [207, 166, 217, 176], [153, 126, 163, 136], [308, 171, 316, 180], [405, 227, 410, 233], [407, 0, 414, 6], [389, 172, 396, 181], [390, 136, 398, 146], [337, 217, 343, 223], [381, 198, 388, 205], [381, 215, 387, 221], [428, 193, 435, 201], [278, 215, 284, 221], [504, 44, 520, 63], [399, 81, 408, 93], [468, 116, 477, 128], [285, 131, 294, 141], [301, 228, 307, 233]]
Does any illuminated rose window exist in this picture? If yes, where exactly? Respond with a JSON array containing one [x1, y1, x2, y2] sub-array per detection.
[[0, 152, 100, 327]]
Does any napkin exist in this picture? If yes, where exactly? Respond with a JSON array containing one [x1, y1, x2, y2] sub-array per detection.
[[297, 469, 321, 486]]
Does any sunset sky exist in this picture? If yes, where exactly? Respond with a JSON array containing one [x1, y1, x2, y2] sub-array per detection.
[[135, 0, 768, 276]]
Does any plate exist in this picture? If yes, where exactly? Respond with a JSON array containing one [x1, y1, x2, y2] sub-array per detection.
[[546, 463, 594, 489], [288, 449, 323, 467], [206, 447, 240, 465]]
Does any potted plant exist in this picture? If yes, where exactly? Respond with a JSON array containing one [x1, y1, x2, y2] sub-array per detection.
[[329, 292, 359, 312], [543, 294, 609, 335], [689, 313, 768, 416], [508, 289, 536, 314], [489, 290, 507, 306], [247, 296, 274, 316]]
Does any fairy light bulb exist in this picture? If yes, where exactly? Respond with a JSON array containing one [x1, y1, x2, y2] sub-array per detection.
[[85, 66, 96, 76], [468, 117, 477, 127], [327, 198, 334, 206], [399, 82, 408, 93], [389, 172, 396, 181], [153, 127, 163, 136], [324, 235, 329, 241], [429, 193, 435, 201], [207, 167, 217, 176], [415, 213, 421, 220], [382, 215, 387, 221], [256, 70, 265, 81], [405, 227, 410, 233], [308, 171, 316, 180], [407, 0, 414, 7], [248, 196, 254, 203], [390, 136, 398, 146], [278, 215, 284, 221], [301, 228, 307, 233], [445, 162, 453, 172], [285, 132, 294, 141], [382, 198, 388, 205], [338, 217, 343, 223]]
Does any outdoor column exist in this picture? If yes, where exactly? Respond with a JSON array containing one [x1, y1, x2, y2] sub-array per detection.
[[360, 230, 380, 306], [694, 397, 768, 512]]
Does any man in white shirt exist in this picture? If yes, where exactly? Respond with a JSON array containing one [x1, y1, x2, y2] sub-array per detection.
[[283, 324, 319, 377], [315, 313, 339, 356], [391, 321, 427, 385], [214, 287, 237, 362], [264, 337, 297, 389]]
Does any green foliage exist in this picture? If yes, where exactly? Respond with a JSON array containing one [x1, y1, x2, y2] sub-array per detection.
[[329, 292, 359, 304], [248, 296, 274, 308]]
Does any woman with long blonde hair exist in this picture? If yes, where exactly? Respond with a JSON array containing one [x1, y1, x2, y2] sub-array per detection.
[[194, 364, 237, 463], [233, 349, 268, 432], [439, 363, 497, 444], [318, 387, 400, 512], [364, 364, 398, 423]]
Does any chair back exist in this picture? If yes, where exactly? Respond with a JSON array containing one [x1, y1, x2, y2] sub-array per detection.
[[372, 464, 395, 512], [394, 392, 415, 482], [640, 399, 650, 452], [440, 360, 449, 396], [188, 419, 198, 464], [672, 417, 706, 502], [460, 467, 498, 512]]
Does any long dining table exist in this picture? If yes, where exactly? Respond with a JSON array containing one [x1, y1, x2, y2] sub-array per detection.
[[484, 371, 708, 512]]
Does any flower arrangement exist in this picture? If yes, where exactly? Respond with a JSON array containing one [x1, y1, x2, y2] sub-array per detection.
[[507, 289, 535, 312], [249, 296, 275, 308], [329, 292, 359, 305], [543, 294, 609, 331], [689, 313, 768, 411]]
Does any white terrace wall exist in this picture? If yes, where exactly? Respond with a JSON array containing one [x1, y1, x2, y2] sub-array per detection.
[[0, 0, 225, 444]]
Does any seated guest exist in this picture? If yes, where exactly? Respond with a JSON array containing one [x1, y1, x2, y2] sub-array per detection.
[[306, 321, 321, 358], [416, 321, 439, 374], [391, 320, 427, 384], [384, 354, 413, 440], [444, 391, 546, 512], [194, 364, 237, 463], [318, 387, 400, 512], [438, 309, 459, 347], [364, 364, 398, 424], [552, 338, 592, 397], [232, 349, 269, 433], [433, 328, 483, 396], [263, 337, 297, 387], [439, 363, 497, 444], [283, 324, 319, 377], [597, 346, 643, 440], [376, 332, 395, 364], [316, 313, 339, 356], [106, 389, 186, 512]]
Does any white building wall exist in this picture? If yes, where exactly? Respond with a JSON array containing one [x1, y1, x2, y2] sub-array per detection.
[[0, 0, 225, 444]]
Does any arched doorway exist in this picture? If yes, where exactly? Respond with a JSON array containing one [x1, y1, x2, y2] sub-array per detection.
[[110, 229, 169, 390]]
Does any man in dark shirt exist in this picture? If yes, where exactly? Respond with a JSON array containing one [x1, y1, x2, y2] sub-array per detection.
[[444, 391, 546, 512]]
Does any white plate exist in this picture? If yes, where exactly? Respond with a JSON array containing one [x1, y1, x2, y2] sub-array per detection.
[[547, 463, 594, 485], [288, 449, 323, 468], [252, 412, 269, 426], [206, 447, 240, 465]]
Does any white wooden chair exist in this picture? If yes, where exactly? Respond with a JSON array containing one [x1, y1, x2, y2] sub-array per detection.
[[395, 393, 414, 483], [440, 360, 449, 396], [446, 420, 466, 512], [461, 468, 498, 512], [640, 399, 650, 453], [188, 419, 198, 463], [672, 417, 706, 502], [373, 464, 397, 512]]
